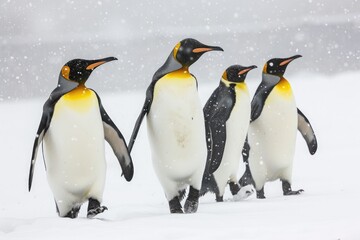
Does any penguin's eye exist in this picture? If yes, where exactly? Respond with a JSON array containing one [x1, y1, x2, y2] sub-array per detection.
[[61, 66, 70, 80], [269, 62, 274, 67]]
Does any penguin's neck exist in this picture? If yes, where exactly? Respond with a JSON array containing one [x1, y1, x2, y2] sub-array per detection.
[[63, 84, 92, 100], [274, 77, 293, 97], [57, 84, 97, 112], [166, 67, 191, 79], [221, 78, 247, 91], [273, 77, 294, 99]]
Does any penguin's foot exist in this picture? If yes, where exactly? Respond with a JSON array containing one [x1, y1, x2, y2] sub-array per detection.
[[215, 195, 223, 202], [282, 180, 304, 196], [184, 186, 200, 214], [87, 206, 108, 218], [256, 188, 266, 199], [184, 199, 199, 213], [170, 208, 184, 214], [169, 197, 183, 214], [283, 189, 304, 196], [229, 182, 240, 195], [233, 185, 255, 201], [64, 206, 80, 219], [87, 198, 108, 218]]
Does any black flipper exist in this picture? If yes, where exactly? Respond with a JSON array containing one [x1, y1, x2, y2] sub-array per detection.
[[29, 105, 50, 192], [128, 51, 182, 153], [251, 74, 280, 122], [297, 108, 318, 155], [93, 91, 134, 182], [28, 76, 78, 191], [128, 81, 156, 153], [203, 82, 236, 174]]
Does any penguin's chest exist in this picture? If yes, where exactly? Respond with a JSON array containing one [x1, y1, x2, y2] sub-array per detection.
[[249, 79, 297, 168], [44, 87, 106, 187], [258, 79, 297, 135], [216, 85, 251, 177], [226, 85, 251, 139], [224, 85, 251, 161], [147, 72, 206, 171]]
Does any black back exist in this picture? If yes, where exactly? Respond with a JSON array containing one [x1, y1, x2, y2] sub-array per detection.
[[203, 82, 236, 175]]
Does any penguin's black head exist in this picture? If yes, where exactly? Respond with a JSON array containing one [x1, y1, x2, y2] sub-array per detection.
[[222, 65, 257, 83], [263, 55, 302, 77], [173, 38, 223, 67], [60, 57, 117, 84]]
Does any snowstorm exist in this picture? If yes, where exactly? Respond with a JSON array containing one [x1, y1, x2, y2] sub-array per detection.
[[1, 0, 359, 99], [1, 0, 360, 239]]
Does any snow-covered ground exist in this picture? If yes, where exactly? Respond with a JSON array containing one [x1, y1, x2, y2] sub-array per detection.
[[0, 70, 359, 239]]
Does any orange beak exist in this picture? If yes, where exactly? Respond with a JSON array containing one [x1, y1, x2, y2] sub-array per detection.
[[238, 65, 257, 75], [279, 55, 302, 66]]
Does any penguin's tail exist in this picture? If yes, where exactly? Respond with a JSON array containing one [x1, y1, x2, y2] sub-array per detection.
[[239, 163, 255, 187], [200, 173, 219, 197], [239, 135, 255, 187]]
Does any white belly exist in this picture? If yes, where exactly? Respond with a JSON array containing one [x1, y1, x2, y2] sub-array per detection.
[[214, 86, 250, 189], [248, 84, 297, 187], [44, 90, 106, 206], [147, 74, 206, 198]]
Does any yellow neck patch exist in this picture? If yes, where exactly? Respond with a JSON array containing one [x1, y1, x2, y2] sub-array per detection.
[[275, 78, 293, 97], [154, 67, 195, 97], [164, 67, 191, 80], [63, 84, 92, 100], [221, 78, 247, 91], [58, 85, 96, 112]]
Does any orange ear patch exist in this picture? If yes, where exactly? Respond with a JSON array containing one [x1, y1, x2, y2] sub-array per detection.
[[222, 70, 228, 80], [61, 66, 70, 80], [262, 63, 267, 73], [173, 42, 181, 58]]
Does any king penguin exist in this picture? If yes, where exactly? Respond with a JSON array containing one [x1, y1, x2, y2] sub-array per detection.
[[128, 38, 223, 213], [239, 55, 318, 199], [200, 65, 257, 202], [28, 57, 134, 218]]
